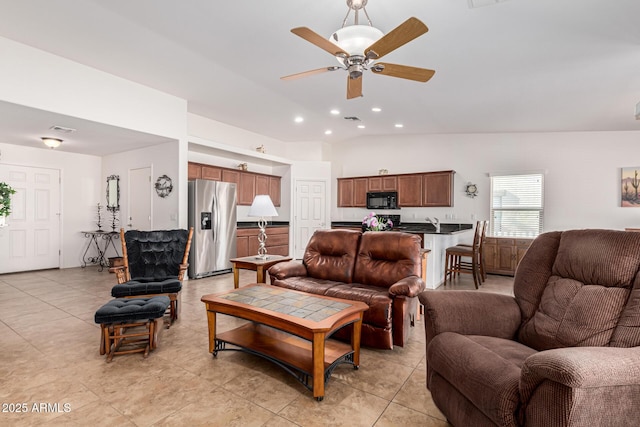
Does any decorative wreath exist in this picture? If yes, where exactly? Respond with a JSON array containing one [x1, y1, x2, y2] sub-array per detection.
[[155, 175, 173, 198]]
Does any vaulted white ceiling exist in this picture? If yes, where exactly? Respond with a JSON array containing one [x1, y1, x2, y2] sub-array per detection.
[[1, 0, 640, 151]]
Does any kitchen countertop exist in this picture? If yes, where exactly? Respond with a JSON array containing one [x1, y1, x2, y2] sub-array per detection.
[[331, 222, 473, 235], [237, 221, 289, 229]]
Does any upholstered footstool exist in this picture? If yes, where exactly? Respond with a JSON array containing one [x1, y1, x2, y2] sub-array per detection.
[[94, 296, 170, 362], [111, 279, 181, 325]]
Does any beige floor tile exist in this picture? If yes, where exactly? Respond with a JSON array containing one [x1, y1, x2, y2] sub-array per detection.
[[0, 267, 512, 426]]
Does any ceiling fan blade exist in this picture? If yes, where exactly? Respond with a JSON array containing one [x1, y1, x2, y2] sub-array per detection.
[[371, 63, 435, 82], [347, 75, 363, 99], [291, 27, 349, 57], [365, 17, 428, 60], [281, 66, 340, 81]]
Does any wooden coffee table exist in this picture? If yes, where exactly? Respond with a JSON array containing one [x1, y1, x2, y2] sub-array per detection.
[[201, 284, 368, 401], [229, 255, 292, 288]]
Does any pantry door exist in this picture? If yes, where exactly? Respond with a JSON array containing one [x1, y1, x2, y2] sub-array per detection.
[[0, 164, 61, 273], [293, 179, 327, 259]]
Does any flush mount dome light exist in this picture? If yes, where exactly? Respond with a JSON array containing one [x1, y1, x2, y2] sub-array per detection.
[[41, 137, 62, 149]]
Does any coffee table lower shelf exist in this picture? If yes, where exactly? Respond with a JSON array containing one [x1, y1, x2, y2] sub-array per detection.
[[214, 323, 357, 399]]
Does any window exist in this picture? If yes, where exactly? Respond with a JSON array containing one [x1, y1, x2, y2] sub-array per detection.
[[490, 172, 544, 237]]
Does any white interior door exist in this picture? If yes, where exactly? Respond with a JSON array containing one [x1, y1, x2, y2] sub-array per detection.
[[294, 180, 327, 259], [0, 164, 61, 273], [128, 167, 152, 231]]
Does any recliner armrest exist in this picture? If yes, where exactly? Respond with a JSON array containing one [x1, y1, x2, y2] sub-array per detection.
[[389, 276, 425, 298], [521, 346, 640, 391], [268, 261, 308, 281], [419, 291, 521, 342]]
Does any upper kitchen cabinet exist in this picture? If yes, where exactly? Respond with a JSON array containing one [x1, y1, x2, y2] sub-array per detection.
[[337, 178, 367, 207], [368, 176, 397, 192], [337, 170, 455, 208], [397, 174, 423, 207], [422, 171, 454, 207], [188, 162, 282, 206]]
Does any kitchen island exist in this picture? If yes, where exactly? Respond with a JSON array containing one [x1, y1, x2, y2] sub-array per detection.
[[331, 222, 473, 289]]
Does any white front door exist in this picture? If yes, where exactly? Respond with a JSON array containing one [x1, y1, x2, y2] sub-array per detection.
[[294, 180, 327, 259], [128, 167, 152, 231], [0, 164, 61, 273]]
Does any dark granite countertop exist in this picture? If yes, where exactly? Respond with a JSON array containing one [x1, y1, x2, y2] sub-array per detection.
[[331, 221, 473, 235], [237, 221, 289, 229]]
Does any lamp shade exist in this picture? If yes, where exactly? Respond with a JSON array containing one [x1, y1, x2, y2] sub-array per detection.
[[248, 195, 278, 217]]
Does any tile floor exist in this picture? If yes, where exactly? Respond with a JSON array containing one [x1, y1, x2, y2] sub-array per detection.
[[0, 266, 514, 426]]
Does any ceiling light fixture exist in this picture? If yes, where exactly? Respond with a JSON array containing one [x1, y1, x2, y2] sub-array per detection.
[[41, 137, 62, 149], [325, 130, 333, 135], [371, 107, 382, 112], [330, 109, 340, 115], [294, 116, 304, 123], [357, 124, 366, 129], [395, 123, 404, 128]]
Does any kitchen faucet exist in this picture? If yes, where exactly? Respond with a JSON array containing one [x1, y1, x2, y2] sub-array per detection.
[[425, 217, 440, 233]]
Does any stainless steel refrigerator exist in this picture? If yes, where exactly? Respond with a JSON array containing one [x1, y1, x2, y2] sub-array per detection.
[[188, 180, 237, 278]]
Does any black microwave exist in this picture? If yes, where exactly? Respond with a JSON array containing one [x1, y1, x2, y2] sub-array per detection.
[[366, 192, 399, 210]]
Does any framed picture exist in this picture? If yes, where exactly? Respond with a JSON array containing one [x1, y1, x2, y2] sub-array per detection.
[[621, 167, 640, 207]]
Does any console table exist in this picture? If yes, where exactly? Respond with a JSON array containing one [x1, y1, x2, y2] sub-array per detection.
[[81, 231, 119, 271]]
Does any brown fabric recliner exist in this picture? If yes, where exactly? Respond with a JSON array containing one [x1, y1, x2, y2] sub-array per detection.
[[419, 229, 640, 426], [268, 229, 425, 349]]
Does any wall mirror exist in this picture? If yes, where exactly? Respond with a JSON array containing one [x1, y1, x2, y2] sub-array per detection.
[[106, 175, 120, 212]]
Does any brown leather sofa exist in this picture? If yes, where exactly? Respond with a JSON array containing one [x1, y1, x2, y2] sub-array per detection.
[[419, 229, 640, 426], [268, 229, 425, 349]]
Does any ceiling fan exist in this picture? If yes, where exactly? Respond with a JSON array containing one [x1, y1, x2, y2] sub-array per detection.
[[281, 0, 435, 99]]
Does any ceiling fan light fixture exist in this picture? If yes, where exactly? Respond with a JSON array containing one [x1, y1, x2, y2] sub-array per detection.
[[41, 137, 62, 149], [330, 25, 384, 64]]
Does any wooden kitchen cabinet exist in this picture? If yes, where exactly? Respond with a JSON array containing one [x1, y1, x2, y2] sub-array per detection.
[[397, 174, 423, 207], [484, 237, 533, 276], [239, 172, 256, 205], [368, 176, 397, 191], [201, 165, 222, 181], [337, 178, 367, 207], [188, 162, 281, 206], [236, 226, 289, 258], [422, 171, 453, 207]]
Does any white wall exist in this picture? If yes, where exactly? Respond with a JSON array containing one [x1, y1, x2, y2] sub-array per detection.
[[0, 36, 187, 139], [102, 141, 181, 231], [330, 131, 640, 232], [0, 142, 101, 268]]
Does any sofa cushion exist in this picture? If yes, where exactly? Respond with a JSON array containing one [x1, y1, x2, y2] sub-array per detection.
[[518, 229, 640, 351], [303, 229, 362, 283], [324, 283, 391, 329], [353, 231, 422, 288], [270, 277, 344, 295], [428, 332, 537, 426]]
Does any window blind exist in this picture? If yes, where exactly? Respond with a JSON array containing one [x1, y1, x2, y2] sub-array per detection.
[[490, 173, 544, 237]]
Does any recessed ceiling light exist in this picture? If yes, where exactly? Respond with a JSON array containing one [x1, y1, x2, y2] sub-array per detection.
[[357, 125, 365, 129], [325, 130, 333, 135], [371, 107, 382, 112], [395, 124, 404, 128], [294, 116, 304, 123], [330, 109, 340, 115]]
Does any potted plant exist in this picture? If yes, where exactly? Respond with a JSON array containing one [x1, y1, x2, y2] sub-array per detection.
[[0, 182, 17, 227]]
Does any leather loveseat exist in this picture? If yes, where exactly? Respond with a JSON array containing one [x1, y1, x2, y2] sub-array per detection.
[[419, 229, 640, 426], [268, 228, 425, 349]]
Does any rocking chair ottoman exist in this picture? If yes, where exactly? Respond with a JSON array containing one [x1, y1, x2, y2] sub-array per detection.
[[95, 296, 170, 362]]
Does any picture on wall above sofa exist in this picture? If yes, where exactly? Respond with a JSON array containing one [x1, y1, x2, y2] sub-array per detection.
[[621, 167, 640, 207]]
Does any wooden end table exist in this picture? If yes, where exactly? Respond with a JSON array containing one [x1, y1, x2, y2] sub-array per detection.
[[229, 255, 292, 288], [201, 284, 368, 401]]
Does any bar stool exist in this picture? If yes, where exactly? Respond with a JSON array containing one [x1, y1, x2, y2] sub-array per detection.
[[444, 221, 484, 288]]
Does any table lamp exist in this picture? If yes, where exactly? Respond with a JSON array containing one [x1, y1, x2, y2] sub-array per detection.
[[248, 194, 278, 259]]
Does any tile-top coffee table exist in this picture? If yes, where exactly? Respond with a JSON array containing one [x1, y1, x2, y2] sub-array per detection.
[[201, 284, 368, 401]]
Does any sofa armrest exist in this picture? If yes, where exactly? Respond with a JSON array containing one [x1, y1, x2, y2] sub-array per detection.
[[388, 276, 425, 298], [268, 261, 308, 281], [419, 291, 521, 343], [521, 346, 640, 390]]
